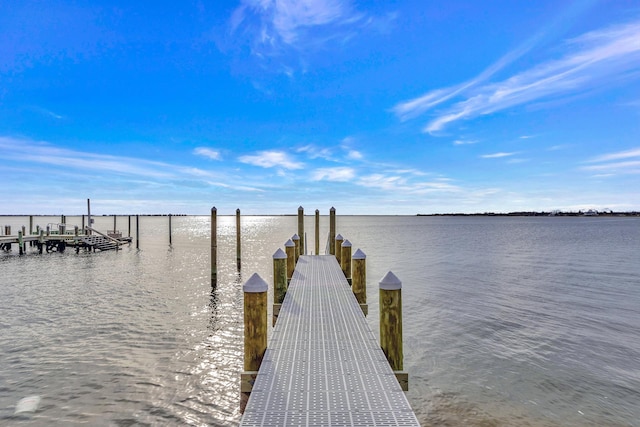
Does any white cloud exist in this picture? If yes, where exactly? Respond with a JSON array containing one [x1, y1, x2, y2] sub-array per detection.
[[586, 147, 640, 163], [394, 19, 640, 133], [453, 139, 478, 145], [238, 150, 304, 169], [346, 149, 362, 160], [481, 152, 516, 159], [297, 144, 334, 160], [581, 147, 640, 174], [311, 167, 355, 181], [193, 147, 222, 160]]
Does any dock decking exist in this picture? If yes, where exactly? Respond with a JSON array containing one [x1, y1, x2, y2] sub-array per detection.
[[241, 255, 419, 426]]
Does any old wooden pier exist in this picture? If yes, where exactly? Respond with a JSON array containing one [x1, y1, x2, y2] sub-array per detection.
[[237, 207, 419, 426]]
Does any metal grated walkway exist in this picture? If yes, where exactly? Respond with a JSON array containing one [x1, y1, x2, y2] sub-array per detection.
[[241, 255, 420, 426]]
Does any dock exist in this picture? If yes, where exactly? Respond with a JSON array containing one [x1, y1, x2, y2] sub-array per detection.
[[240, 255, 420, 426], [0, 226, 131, 253]]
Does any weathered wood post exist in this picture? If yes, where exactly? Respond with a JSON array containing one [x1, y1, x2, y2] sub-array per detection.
[[82, 215, 85, 234], [273, 248, 287, 326], [46, 226, 50, 237], [285, 239, 295, 281], [379, 271, 408, 391], [297, 206, 304, 255], [211, 207, 217, 286], [4, 225, 10, 235], [128, 215, 131, 238], [113, 215, 117, 234], [74, 226, 79, 236], [236, 208, 241, 270], [87, 198, 92, 235], [38, 229, 44, 254], [241, 273, 268, 411], [335, 233, 343, 265], [315, 209, 320, 255], [341, 239, 352, 284], [169, 214, 172, 245], [18, 230, 24, 255], [29, 216, 33, 235], [329, 207, 336, 255], [352, 248, 368, 315], [292, 234, 300, 263], [136, 215, 140, 249]]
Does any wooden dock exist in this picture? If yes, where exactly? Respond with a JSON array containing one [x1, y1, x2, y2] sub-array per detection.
[[0, 227, 131, 253], [240, 255, 419, 426]]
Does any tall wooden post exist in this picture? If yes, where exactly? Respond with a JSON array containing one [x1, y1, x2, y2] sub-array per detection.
[[38, 229, 44, 254], [341, 239, 352, 283], [87, 198, 92, 235], [329, 207, 336, 255], [273, 248, 287, 326], [82, 215, 85, 234], [285, 239, 295, 280], [128, 215, 131, 237], [113, 215, 117, 234], [297, 206, 304, 255], [379, 271, 407, 390], [352, 248, 367, 315], [18, 230, 24, 255], [335, 234, 344, 265], [136, 215, 139, 249], [236, 208, 241, 270], [211, 207, 217, 286], [29, 216, 33, 235], [292, 234, 300, 263], [315, 209, 320, 255], [241, 273, 268, 411]]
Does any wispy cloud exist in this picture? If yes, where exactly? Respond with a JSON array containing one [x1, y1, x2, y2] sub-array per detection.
[[453, 139, 478, 145], [357, 172, 460, 194], [394, 19, 640, 133], [311, 166, 355, 181], [481, 152, 516, 159], [238, 150, 304, 169], [193, 147, 222, 160], [582, 147, 640, 174]]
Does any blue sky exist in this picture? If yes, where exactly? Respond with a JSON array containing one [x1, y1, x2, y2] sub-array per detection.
[[1, 0, 639, 215]]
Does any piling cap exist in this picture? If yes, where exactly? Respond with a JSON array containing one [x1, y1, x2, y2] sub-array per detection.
[[273, 248, 287, 259], [353, 248, 366, 259], [379, 271, 402, 290], [292, 234, 300, 241], [298, 206, 304, 211], [341, 239, 352, 247], [211, 206, 217, 212], [284, 239, 295, 248], [244, 273, 268, 293], [330, 206, 335, 212], [336, 233, 343, 240]]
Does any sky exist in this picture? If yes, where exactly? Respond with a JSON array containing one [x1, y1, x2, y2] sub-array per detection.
[[1, 0, 640, 215]]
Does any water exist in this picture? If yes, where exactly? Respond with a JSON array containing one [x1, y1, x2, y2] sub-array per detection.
[[1, 215, 639, 426]]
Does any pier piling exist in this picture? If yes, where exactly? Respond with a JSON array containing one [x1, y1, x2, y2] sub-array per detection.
[[273, 248, 287, 326], [285, 239, 295, 281], [379, 271, 408, 391], [335, 233, 343, 265], [211, 207, 217, 286], [292, 234, 300, 263], [297, 206, 304, 255], [341, 239, 352, 284], [315, 209, 320, 255], [236, 208, 241, 270], [329, 207, 336, 255], [352, 248, 368, 315], [241, 273, 268, 411]]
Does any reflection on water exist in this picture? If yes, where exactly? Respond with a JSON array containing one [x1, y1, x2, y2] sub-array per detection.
[[0, 215, 639, 426]]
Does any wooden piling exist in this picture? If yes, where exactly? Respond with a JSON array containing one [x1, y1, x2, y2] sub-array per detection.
[[87, 198, 92, 235], [241, 273, 268, 411], [315, 209, 320, 255], [38, 230, 44, 254], [211, 207, 217, 285], [292, 234, 300, 263], [136, 215, 139, 249], [341, 239, 352, 284], [335, 234, 343, 265], [329, 207, 336, 255], [352, 248, 367, 315], [285, 239, 295, 280], [29, 216, 33, 235], [273, 248, 287, 326], [379, 271, 407, 390], [18, 231, 24, 255], [169, 214, 172, 245], [236, 208, 241, 270], [297, 206, 304, 255], [113, 215, 117, 234]]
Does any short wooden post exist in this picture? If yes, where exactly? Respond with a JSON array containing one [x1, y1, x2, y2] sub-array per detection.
[[128, 215, 131, 237], [285, 239, 295, 281], [38, 229, 44, 254], [292, 234, 300, 263], [341, 239, 352, 284], [136, 215, 139, 249], [82, 216, 85, 234], [86, 198, 92, 235], [169, 214, 172, 245], [29, 216, 33, 235], [46, 226, 50, 237], [241, 273, 268, 411], [329, 207, 336, 255], [18, 230, 24, 255], [74, 226, 79, 236], [297, 206, 304, 255], [352, 249, 367, 315], [335, 234, 343, 265], [379, 271, 408, 391], [273, 248, 287, 326], [315, 209, 320, 255], [113, 215, 117, 234], [236, 208, 241, 270], [211, 207, 217, 285]]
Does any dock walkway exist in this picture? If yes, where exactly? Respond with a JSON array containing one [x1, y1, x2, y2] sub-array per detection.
[[241, 255, 419, 426]]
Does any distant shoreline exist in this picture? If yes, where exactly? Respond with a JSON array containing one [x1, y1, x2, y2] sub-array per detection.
[[1, 212, 639, 217]]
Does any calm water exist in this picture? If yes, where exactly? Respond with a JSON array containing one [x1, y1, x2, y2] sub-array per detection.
[[1, 215, 639, 426]]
